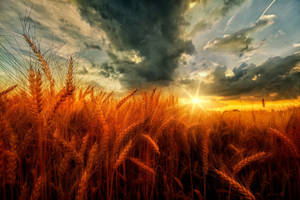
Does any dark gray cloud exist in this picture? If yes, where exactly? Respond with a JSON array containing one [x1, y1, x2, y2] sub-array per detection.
[[199, 54, 300, 98], [204, 15, 275, 56], [99, 62, 119, 78], [75, 0, 251, 88], [76, 0, 197, 88]]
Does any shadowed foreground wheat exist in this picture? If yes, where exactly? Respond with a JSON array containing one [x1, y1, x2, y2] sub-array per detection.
[[0, 35, 300, 200]]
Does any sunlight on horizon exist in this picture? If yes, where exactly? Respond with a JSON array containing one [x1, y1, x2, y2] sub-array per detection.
[[179, 96, 300, 111]]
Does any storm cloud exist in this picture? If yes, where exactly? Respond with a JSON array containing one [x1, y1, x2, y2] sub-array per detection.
[[201, 53, 300, 98], [76, 0, 198, 88]]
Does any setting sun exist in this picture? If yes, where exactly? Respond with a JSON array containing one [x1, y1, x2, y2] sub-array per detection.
[[192, 97, 200, 104]]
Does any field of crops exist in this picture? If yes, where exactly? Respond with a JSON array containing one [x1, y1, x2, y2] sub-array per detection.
[[0, 35, 299, 200]]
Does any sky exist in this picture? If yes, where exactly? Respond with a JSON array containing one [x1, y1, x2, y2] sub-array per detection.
[[1, 0, 300, 102]]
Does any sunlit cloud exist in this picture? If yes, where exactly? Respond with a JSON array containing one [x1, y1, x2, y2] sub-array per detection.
[[203, 14, 276, 56], [293, 43, 300, 48]]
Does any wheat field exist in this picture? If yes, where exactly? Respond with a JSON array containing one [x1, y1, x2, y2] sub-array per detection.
[[0, 35, 300, 200]]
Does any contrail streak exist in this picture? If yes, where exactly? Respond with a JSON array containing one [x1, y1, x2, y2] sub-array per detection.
[[257, 0, 277, 22], [224, 13, 237, 32]]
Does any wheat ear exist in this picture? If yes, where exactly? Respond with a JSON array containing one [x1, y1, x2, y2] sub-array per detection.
[[86, 143, 99, 171], [129, 157, 156, 176], [268, 128, 299, 157], [6, 150, 17, 185], [66, 57, 74, 94], [23, 34, 55, 94], [0, 85, 17, 98], [114, 140, 133, 169], [35, 71, 43, 113], [214, 169, 256, 200], [202, 129, 210, 200], [116, 89, 137, 109], [102, 91, 113, 104], [98, 109, 110, 160], [114, 119, 146, 155], [233, 152, 272, 174], [174, 177, 184, 190], [80, 134, 90, 160], [29, 67, 36, 97], [53, 132, 83, 166], [51, 87, 71, 114], [76, 170, 89, 200], [30, 176, 42, 200], [141, 134, 160, 154]]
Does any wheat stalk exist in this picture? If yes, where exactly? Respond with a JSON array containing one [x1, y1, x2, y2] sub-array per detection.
[[59, 153, 71, 176], [202, 129, 210, 200], [98, 109, 110, 161], [29, 68, 36, 97], [233, 152, 272, 174], [76, 170, 89, 200], [66, 57, 74, 94], [174, 177, 184, 190], [245, 170, 256, 189], [5, 150, 17, 185], [80, 134, 90, 160], [51, 87, 71, 114], [214, 169, 256, 200], [114, 140, 133, 169], [193, 189, 204, 200], [23, 34, 55, 94], [102, 91, 113, 104], [202, 129, 210, 177], [35, 71, 43, 114], [114, 119, 146, 155], [268, 128, 299, 157], [129, 157, 156, 176], [116, 89, 137, 109], [19, 183, 29, 200], [155, 117, 174, 137], [53, 132, 83, 166], [0, 85, 17, 98], [86, 143, 99, 170], [6, 123, 18, 185], [81, 86, 91, 100], [141, 134, 160, 155], [30, 176, 42, 200]]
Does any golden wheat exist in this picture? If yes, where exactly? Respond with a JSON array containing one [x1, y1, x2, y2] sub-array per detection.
[[140, 134, 160, 155], [114, 140, 133, 169], [116, 89, 137, 109], [23, 34, 55, 94], [233, 152, 272, 174], [30, 176, 42, 200], [113, 119, 146, 155], [129, 157, 156, 176], [66, 57, 74, 94], [0, 36, 299, 199], [0, 84, 17, 98], [214, 169, 256, 200], [34, 71, 43, 114], [76, 170, 89, 200], [268, 128, 299, 157]]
